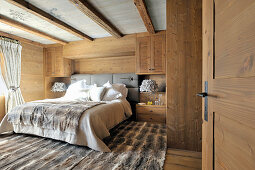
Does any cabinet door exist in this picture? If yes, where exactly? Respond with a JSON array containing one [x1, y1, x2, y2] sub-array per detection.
[[45, 50, 56, 76], [136, 36, 151, 73], [151, 34, 166, 74], [45, 46, 73, 77], [54, 46, 64, 76], [63, 59, 73, 76]]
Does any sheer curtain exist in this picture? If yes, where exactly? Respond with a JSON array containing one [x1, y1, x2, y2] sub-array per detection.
[[0, 38, 24, 113]]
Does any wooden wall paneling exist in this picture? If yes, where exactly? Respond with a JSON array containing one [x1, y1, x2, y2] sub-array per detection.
[[74, 56, 135, 74], [20, 42, 44, 102], [63, 34, 136, 59], [166, 0, 202, 152]]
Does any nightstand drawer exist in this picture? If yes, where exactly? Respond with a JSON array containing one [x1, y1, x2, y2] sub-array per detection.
[[136, 105, 166, 123], [136, 106, 165, 114]]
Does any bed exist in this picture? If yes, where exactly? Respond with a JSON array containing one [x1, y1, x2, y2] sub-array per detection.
[[0, 73, 139, 152]]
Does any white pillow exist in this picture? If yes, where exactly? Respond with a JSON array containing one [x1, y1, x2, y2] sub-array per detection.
[[64, 80, 95, 101], [112, 83, 128, 98], [103, 87, 123, 101], [103, 81, 112, 88], [66, 80, 86, 93], [102, 81, 127, 101], [89, 86, 106, 102]]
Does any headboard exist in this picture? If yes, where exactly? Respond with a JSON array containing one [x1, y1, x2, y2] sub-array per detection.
[[70, 73, 139, 102]]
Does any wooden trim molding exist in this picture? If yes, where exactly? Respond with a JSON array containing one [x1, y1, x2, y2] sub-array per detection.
[[69, 0, 122, 38], [6, 0, 93, 41], [0, 15, 67, 45], [0, 95, 5, 122], [134, 0, 155, 34], [0, 31, 45, 47]]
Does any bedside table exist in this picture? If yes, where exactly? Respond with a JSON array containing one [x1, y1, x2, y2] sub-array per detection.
[[136, 104, 166, 124]]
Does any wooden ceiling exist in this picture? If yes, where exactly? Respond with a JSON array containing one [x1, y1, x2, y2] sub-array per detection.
[[0, 0, 166, 45]]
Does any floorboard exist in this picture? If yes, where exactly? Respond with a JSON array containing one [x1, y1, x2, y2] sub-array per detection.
[[164, 149, 202, 170]]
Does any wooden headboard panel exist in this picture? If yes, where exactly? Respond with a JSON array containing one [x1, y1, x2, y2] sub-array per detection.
[[0, 96, 5, 122]]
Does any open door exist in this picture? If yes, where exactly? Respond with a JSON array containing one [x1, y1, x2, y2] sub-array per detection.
[[202, 0, 255, 169]]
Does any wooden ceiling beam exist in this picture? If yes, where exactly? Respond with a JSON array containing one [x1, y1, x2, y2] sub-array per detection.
[[69, 0, 122, 38], [0, 31, 45, 47], [134, 0, 155, 34], [6, 0, 93, 41], [0, 15, 67, 45]]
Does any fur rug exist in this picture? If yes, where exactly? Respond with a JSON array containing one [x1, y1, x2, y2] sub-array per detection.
[[0, 121, 167, 170]]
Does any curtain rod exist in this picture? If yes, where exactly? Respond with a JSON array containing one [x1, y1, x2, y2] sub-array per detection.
[[0, 36, 20, 44]]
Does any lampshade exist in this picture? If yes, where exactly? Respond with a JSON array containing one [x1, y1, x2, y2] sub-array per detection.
[[51, 82, 67, 92], [140, 79, 158, 92]]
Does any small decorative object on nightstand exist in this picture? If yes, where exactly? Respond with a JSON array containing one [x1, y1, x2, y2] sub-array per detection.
[[51, 82, 67, 92]]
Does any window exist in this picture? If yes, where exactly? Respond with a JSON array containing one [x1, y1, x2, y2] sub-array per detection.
[[0, 52, 7, 96]]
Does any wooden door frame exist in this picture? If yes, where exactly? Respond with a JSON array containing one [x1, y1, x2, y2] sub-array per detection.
[[202, 0, 214, 169]]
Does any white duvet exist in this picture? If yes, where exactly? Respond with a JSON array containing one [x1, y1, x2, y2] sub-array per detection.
[[0, 98, 132, 152]]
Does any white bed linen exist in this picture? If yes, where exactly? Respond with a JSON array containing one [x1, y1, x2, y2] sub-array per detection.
[[0, 98, 132, 152]]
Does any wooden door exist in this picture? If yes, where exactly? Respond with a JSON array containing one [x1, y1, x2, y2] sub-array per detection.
[[203, 0, 255, 169], [151, 34, 166, 74], [136, 36, 151, 73]]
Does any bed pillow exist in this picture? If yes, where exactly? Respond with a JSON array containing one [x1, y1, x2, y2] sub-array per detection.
[[112, 83, 128, 98], [64, 80, 95, 101], [66, 80, 86, 92], [102, 87, 123, 101], [89, 86, 106, 102], [102, 81, 125, 101]]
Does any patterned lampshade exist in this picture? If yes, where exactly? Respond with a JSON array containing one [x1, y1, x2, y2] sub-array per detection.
[[140, 79, 158, 92], [51, 82, 67, 92]]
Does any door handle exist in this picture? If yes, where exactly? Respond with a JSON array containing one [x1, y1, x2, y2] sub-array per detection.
[[200, 82, 208, 121], [196, 92, 208, 97]]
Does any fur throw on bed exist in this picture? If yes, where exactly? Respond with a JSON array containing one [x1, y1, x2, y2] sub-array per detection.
[[7, 101, 102, 134]]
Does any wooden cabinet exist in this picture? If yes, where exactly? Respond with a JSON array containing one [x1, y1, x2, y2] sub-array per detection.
[[44, 46, 73, 77], [136, 105, 166, 123], [136, 32, 166, 74]]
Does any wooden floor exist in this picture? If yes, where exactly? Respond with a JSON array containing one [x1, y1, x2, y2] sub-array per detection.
[[164, 149, 202, 170]]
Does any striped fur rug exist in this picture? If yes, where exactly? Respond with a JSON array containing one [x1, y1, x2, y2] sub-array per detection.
[[0, 121, 167, 170]]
